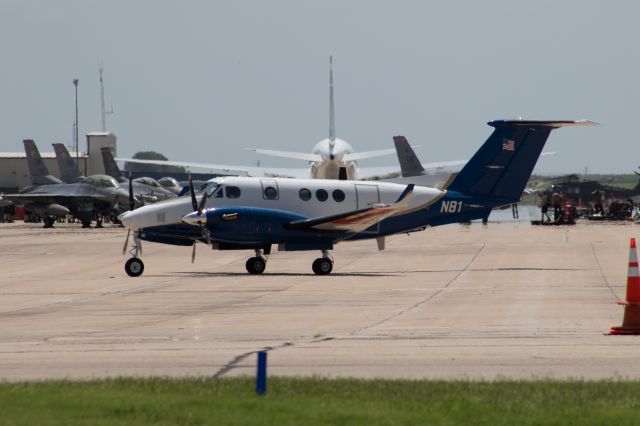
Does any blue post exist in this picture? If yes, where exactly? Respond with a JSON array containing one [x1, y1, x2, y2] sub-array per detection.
[[256, 351, 267, 395]]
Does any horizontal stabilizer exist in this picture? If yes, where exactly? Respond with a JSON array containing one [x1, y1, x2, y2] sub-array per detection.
[[489, 119, 597, 128], [245, 148, 322, 162], [342, 148, 397, 162]]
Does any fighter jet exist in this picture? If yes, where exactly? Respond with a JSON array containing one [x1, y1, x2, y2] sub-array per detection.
[[2, 140, 129, 228], [100, 147, 177, 209]]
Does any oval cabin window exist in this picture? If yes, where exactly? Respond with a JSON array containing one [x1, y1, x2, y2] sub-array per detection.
[[225, 186, 241, 199], [299, 188, 311, 201], [264, 186, 278, 200], [316, 189, 328, 202]]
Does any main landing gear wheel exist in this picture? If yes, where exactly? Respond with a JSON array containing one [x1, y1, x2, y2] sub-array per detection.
[[312, 258, 333, 275], [42, 217, 55, 228], [125, 257, 144, 277], [246, 257, 266, 275]]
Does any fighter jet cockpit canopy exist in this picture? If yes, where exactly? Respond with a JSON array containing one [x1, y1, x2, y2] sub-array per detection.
[[133, 177, 161, 188], [85, 175, 120, 188], [158, 177, 181, 191]]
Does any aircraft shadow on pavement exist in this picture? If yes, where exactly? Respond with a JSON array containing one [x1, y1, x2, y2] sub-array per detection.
[[153, 271, 401, 278]]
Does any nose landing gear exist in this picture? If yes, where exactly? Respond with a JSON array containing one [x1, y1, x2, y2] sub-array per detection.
[[125, 257, 144, 277], [124, 233, 144, 277]]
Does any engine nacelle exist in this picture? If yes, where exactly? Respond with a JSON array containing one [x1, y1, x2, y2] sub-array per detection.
[[203, 206, 334, 247]]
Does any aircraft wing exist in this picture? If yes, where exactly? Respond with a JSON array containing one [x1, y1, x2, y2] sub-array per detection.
[[244, 148, 322, 162], [115, 158, 313, 178], [115, 158, 256, 176], [285, 184, 414, 233], [342, 148, 397, 162], [2, 193, 114, 204]]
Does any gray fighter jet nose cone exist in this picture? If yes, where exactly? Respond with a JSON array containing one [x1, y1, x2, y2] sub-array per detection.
[[116, 188, 130, 203]]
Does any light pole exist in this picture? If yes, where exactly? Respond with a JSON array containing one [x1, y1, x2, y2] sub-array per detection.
[[73, 78, 79, 165]]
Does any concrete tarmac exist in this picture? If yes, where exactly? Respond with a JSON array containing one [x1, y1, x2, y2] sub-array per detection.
[[1, 217, 639, 381]]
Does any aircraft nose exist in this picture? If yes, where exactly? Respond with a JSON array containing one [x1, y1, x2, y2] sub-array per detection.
[[116, 188, 130, 203], [181, 211, 207, 227], [118, 210, 136, 229]]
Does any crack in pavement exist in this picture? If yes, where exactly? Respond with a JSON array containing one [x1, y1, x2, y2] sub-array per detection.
[[591, 242, 619, 300], [349, 243, 487, 336]]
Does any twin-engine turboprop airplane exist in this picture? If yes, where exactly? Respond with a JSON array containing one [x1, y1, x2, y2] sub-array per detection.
[[118, 119, 594, 276]]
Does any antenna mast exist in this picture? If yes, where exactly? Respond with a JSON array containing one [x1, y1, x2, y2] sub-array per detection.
[[329, 55, 335, 142], [99, 64, 107, 132], [73, 78, 79, 163]]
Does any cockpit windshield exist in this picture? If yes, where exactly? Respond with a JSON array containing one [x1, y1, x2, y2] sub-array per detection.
[[193, 182, 220, 197]]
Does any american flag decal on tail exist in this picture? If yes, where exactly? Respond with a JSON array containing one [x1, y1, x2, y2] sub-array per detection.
[[502, 138, 515, 151]]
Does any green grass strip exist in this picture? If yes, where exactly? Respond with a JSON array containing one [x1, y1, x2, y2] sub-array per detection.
[[2, 377, 640, 425]]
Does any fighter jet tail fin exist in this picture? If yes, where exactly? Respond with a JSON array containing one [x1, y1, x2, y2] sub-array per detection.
[[101, 147, 123, 180], [23, 140, 62, 185], [393, 136, 425, 177], [52, 143, 83, 183]]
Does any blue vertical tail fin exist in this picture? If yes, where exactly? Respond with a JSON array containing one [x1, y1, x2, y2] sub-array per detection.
[[447, 120, 595, 202]]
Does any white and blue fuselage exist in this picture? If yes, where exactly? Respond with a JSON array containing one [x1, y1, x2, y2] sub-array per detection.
[[119, 176, 496, 250]]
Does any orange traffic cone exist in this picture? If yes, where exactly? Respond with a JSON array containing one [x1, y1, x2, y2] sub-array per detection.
[[610, 238, 640, 335]]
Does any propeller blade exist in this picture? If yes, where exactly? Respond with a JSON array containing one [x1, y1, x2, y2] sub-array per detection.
[[122, 229, 130, 255], [189, 175, 198, 211], [128, 172, 135, 211], [197, 191, 208, 215], [191, 241, 196, 263]]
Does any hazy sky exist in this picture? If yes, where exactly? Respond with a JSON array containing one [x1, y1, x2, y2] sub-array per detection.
[[1, 1, 638, 174]]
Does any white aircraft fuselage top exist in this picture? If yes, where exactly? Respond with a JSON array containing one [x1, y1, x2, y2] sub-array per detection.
[[119, 176, 444, 232]]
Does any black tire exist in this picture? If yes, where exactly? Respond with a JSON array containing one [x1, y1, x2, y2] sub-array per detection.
[[246, 257, 266, 275], [42, 217, 55, 228], [312, 258, 333, 275], [125, 257, 144, 277]]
